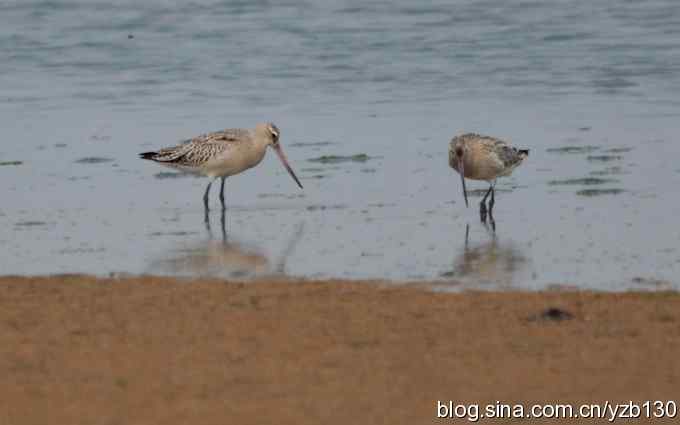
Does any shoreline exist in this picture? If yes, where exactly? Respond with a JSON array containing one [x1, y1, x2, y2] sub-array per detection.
[[1, 275, 678, 424]]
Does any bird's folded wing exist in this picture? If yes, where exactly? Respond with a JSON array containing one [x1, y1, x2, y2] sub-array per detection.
[[155, 130, 246, 165], [171, 140, 236, 166]]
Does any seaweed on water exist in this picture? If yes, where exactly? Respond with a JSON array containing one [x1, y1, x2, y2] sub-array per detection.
[[604, 147, 633, 153], [546, 146, 600, 154], [290, 141, 337, 148], [589, 166, 628, 176], [154, 172, 193, 180], [586, 155, 623, 162], [548, 177, 618, 186], [74, 157, 114, 164], [308, 154, 372, 164], [15, 221, 47, 227], [576, 188, 625, 197]]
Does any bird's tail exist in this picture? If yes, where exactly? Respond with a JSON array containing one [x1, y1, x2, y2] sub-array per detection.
[[139, 151, 158, 160]]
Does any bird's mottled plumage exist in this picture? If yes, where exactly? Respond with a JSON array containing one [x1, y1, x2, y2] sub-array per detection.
[[449, 133, 528, 181], [448, 133, 528, 221], [143, 129, 251, 166]]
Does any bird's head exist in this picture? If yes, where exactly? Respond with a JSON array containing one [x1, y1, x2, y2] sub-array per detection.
[[255, 122, 280, 146], [449, 140, 469, 208], [449, 142, 466, 165], [255, 122, 303, 190], [266, 123, 280, 146]]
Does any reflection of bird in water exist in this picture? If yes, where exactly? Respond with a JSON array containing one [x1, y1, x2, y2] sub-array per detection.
[[151, 210, 305, 278], [449, 133, 528, 224], [443, 224, 528, 287], [166, 238, 269, 278]]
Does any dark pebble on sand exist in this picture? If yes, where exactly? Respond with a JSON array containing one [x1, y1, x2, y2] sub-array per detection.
[[529, 307, 574, 322]]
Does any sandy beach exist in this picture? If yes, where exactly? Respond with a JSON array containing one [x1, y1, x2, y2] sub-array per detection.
[[1, 275, 678, 424]]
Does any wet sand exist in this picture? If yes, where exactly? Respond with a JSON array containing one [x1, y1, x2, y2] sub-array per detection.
[[1, 275, 678, 424]]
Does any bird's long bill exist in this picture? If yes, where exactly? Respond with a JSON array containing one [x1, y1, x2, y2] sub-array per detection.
[[458, 157, 469, 207], [273, 144, 303, 189]]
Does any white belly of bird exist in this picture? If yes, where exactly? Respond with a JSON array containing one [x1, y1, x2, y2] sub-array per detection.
[[201, 146, 266, 178]]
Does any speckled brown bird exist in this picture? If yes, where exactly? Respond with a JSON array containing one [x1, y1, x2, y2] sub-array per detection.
[[140, 123, 302, 211], [449, 133, 528, 219]]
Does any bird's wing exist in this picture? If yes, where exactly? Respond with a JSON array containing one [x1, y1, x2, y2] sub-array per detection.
[[152, 129, 248, 166]]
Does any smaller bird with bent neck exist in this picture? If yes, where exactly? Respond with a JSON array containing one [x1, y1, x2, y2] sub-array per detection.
[[140, 122, 303, 211], [449, 133, 528, 222]]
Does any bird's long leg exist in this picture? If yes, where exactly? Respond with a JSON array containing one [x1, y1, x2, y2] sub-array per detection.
[[489, 180, 496, 217], [480, 185, 493, 223], [488, 181, 496, 232], [203, 178, 216, 213], [219, 176, 227, 211]]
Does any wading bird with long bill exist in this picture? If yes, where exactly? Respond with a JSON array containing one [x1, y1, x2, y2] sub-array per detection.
[[140, 123, 303, 211]]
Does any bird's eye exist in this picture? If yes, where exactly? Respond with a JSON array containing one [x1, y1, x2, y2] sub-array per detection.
[[455, 148, 464, 156]]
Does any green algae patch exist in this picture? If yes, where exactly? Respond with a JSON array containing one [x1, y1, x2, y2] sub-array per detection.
[[576, 188, 625, 197], [549, 177, 618, 186], [546, 145, 600, 154], [605, 147, 633, 153], [75, 157, 114, 164], [308, 154, 372, 164], [587, 155, 623, 162]]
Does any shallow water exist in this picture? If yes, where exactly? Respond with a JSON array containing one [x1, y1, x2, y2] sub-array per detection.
[[2, 0, 680, 289]]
